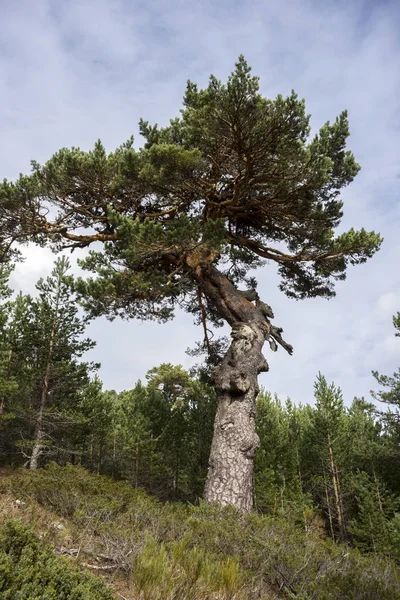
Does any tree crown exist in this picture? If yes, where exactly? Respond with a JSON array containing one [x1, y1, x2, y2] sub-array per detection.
[[0, 57, 381, 328]]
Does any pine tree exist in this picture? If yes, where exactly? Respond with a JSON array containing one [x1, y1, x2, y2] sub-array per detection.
[[143, 364, 216, 499], [0, 264, 22, 461], [255, 392, 307, 515], [308, 374, 348, 540], [0, 263, 17, 418], [74, 379, 114, 473], [0, 58, 381, 509], [11, 258, 98, 468], [108, 383, 154, 485]]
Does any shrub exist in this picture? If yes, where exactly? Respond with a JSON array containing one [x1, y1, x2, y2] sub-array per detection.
[[5, 464, 400, 599], [0, 520, 112, 600]]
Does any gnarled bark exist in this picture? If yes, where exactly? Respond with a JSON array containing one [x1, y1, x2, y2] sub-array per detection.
[[204, 322, 267, 511], [196, 264, 292, 511]]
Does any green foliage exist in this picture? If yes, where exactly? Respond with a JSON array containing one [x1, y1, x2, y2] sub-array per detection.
[[0, 258, 98, 468], [6, 464, 400, 600], [255, 391, 311, 517], [348, 471, 400, 561], [1, 57, 381, 328], [0, 520, 112, 599], [131, 533, 245, 600], [8, 462, 148, 524], [73, 364, 216, 501]]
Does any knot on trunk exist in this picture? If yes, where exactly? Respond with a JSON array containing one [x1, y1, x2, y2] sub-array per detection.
[[216, 372, 251, 395], [230, 373, 251, 394], [240, 432, 260, 459], [230, 324, 256, 360], [215, 323, 259, 395]]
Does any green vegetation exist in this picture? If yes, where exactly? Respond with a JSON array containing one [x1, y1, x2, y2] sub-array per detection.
[[0, 57, 382, 509], [0, 519, 112, 600], [2, 463, 399, 599], [0, 259, 399, 597], [0, 58, 398, 598]]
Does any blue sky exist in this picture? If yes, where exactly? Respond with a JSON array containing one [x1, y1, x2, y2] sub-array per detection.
[[1, 0, 399, 405]]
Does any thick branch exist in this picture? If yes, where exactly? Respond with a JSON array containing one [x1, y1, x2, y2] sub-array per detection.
[[194, 263, 293, 355]]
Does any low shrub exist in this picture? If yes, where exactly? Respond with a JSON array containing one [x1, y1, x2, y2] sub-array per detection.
[[5, 464, 400, 599], [0, 520, 112, 600]]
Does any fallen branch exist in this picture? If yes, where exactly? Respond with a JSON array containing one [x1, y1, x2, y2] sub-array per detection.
[[81, 562, 118, 571]]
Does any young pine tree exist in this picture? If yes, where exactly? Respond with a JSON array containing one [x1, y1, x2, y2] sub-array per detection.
[[308, 374, 347, 541], [372, 312, 400, 427], [22, 257, 97, 468]]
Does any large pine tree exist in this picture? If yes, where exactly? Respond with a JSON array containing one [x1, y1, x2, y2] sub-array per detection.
[[0, 58, 381, 509]]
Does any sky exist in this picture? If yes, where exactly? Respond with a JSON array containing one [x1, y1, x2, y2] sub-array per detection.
[[1, 0, 399, 405]]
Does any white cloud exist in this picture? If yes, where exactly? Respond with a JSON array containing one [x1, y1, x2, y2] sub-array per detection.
[[1, 0, 399, 405], [10, 247, 56, 294], [377, 293, 400, 319]]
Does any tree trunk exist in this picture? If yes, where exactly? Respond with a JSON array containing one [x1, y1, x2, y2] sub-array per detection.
[[196, 264, 292, 512], [328, 434, 345, 540], [29, 296, 59, 469], [204, 321, 265, 511], [29, 428, 44, 470], [324, 476, 335, 541], [29, 363, 51, 470]]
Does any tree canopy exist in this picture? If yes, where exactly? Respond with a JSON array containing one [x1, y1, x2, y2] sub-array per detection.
[[0, 56, 381, 331]]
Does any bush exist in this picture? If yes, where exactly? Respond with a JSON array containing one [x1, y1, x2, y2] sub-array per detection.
[[0, 520, 112, 600], [5, 464, 400, 600]]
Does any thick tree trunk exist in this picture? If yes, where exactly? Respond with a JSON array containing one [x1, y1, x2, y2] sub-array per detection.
[[204, 321, 265, 511], [195, 263, 292, 512]]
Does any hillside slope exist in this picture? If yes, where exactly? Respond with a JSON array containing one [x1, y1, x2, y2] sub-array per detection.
[[0, 464, 399, 600]]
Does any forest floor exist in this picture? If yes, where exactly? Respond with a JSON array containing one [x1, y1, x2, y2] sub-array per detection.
[[0, 465, 399, 600], [0, 473, 135, 599]]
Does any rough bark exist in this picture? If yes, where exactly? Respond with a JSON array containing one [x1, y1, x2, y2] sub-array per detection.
[[204, 321, 266, 511], [196, 264, 292, 512]]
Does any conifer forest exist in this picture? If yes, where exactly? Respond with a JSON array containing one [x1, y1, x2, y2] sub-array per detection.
[[0, 57, 399, 599]]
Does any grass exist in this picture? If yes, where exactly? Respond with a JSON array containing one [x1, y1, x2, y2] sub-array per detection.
[[1, 463, 399, 600]]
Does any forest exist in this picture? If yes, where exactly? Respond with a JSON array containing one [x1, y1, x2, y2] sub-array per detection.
[[0, 58, 399, 598], [0, 257, 399, 598]]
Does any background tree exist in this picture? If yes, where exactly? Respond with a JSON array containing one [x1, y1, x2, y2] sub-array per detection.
[[0, 264, 22, 460], [0, 292, 35, 463], [25, 257, 98, 468], [0, 57, 381, 509], [0, 264, 17, 416], [0, 258, 98, 468], [254, 391, 310, 516]]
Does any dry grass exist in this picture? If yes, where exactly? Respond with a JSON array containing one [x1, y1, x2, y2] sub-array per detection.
[[1, 465, 399, 600]]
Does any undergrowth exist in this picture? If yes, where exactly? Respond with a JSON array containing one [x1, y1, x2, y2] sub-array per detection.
[[2, 463, 400, 600], [0, 519, 112, 599]]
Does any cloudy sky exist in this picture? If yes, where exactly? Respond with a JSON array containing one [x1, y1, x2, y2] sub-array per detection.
[[1, 0, 399, 405]]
